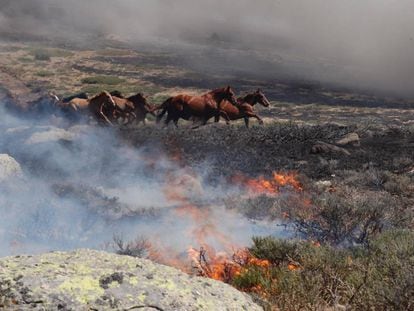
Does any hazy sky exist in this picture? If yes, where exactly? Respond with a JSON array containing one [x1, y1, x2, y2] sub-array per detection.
[[1, 0, 414, 96]]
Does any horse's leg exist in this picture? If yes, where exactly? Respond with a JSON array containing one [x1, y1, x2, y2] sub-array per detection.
[[244, 117, 250, 128], [128, 112, 137, 125], [219, 111, 231, 125], [245, 112, 264, 125], [165, 115, 173, 127], [99, 105, 113, 126]]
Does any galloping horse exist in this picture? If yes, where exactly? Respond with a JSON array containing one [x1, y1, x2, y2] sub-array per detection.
[[128, 93, 156, 125], [217, 89, 270, 128], [110, 91, 137, 125], [155, 86, 238, 127], [110, 92, 155, 125], [61, 91, 118, 126]]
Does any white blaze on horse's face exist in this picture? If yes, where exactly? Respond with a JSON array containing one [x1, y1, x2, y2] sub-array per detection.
[[48, 92, 60, 103], [108, 95, 117, 107], [256, 90, 270, 107], [260, 95, 270, 107]]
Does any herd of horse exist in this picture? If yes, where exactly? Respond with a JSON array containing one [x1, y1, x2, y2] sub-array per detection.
[[42, 86, 271, 128]]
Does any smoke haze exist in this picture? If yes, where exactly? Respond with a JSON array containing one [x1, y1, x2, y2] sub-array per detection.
[[0, 105, 289, 257], [1, 0, 414, 97]]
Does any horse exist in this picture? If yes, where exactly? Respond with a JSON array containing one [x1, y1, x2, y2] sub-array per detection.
[[62, 92, 89, 103], [127, 93, 156, 125], [155, 86, 238, 127], [216, 89, 270, 128], [60, 91, 118, 126], [110, 91, 137, 125]]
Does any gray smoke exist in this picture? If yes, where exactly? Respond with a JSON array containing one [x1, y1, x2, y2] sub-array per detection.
[[1, 0, 414, 97], [0, 105, 288, 257]]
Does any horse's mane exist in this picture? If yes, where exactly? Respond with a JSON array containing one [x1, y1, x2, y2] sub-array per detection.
[[209, 87, 226, 95], [90, 91, 110, 100], [62, 92, 88, 103], [110, 90, 124, 98], [240, 93, 257, 105], [128, 93, 147, 106], [128, 92, 143, 100]]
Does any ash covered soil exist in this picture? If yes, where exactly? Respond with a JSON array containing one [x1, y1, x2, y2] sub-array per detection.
[[121, 123, 414, 180]]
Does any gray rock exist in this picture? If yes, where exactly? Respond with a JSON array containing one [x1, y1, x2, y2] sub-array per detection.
[[311, 141, 351, 156], [24, 126, 76, 145], [336, 132, 360, 146], [314, 180, 333, 192], [0, 154, 22, 182], [0, 249, 262, 311]]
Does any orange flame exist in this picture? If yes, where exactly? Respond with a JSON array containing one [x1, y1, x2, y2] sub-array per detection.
[[188, 246, 270, 283], [233, 171, 303, 195]]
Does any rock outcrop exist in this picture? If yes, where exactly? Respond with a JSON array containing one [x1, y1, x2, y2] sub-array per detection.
[[0, 154, 22, 182], [0, 249, 262, 310]]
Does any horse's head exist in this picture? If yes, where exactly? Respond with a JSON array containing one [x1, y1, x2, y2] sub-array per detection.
[[129, 93, 154, 114], [218, 86, 238, 106], [99, 91, 117, 108], [253, 89, 270, 107], [47, 92, 60, 104], [244, 89, 270, 107]]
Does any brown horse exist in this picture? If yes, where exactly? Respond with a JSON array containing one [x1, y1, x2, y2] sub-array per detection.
[[217, 89, 270, 128], [155, 86, 238, 127], [110, 91, 137, 125], [61, 91, 118, 126], [127, 93, 156, 125]]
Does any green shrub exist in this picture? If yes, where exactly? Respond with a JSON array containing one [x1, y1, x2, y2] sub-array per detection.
[[234, 231, 414, 310], [288, 187, 402, 245], [34, 50, 51, 61], [81, 75, 125, 85], [30, 48, 73, 60], [36, 70, 54, 77]]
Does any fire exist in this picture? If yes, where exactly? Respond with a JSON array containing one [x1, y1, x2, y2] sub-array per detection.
[[188, 246, 270, 283], [156, 158, 299, 296], [233, 171, 303, 195]]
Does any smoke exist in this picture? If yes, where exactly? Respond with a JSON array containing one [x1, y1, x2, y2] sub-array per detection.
[[0, 105, 289, 257], [1, 0, 414, 96]]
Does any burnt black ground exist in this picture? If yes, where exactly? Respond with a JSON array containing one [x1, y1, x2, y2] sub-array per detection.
[[120, 123, 414, 180]]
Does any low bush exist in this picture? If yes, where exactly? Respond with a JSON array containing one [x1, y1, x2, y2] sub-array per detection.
[[233, 231, 414, 310], [81, 75, 125, 85]]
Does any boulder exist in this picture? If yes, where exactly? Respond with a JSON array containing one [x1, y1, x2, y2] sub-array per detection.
[[0, 154, 22, 182], [24, 126, 76, 145], [311, 141, 351, 156], [336, 132, 360, 147], [314, 180, 333, 192], [0, 249, 262, 310]]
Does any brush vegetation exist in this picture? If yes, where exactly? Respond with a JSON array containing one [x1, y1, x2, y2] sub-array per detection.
[[81, 75, 126, 85], [234, 231, 414, 310]]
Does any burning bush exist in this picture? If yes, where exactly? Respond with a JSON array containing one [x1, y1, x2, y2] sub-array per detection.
[[231, 231, 414, 310]]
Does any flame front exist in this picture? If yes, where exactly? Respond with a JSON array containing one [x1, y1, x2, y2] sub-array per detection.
[[188, 246, 270, 283], [233, 171, 303, 195]]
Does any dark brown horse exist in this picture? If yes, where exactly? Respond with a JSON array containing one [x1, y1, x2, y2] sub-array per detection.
[[110, 91, 155, 125], [110, 91, 137, 125], [155, 86, 238, 127], [217, 89, 270, 128], [60, 91, 118, 126], [128, 93, 156, 125]]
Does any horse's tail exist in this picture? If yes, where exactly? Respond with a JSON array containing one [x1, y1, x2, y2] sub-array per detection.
[[155, 97, 173, 123]]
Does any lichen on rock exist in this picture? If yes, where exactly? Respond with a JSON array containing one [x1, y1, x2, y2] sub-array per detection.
[[0, 249, 262, 310]]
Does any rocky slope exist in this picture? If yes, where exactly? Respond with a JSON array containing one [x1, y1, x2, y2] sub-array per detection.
[[0, 249, 262, 310]]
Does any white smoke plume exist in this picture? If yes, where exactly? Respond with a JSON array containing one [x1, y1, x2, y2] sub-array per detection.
[[0, 105, 288, 257]]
